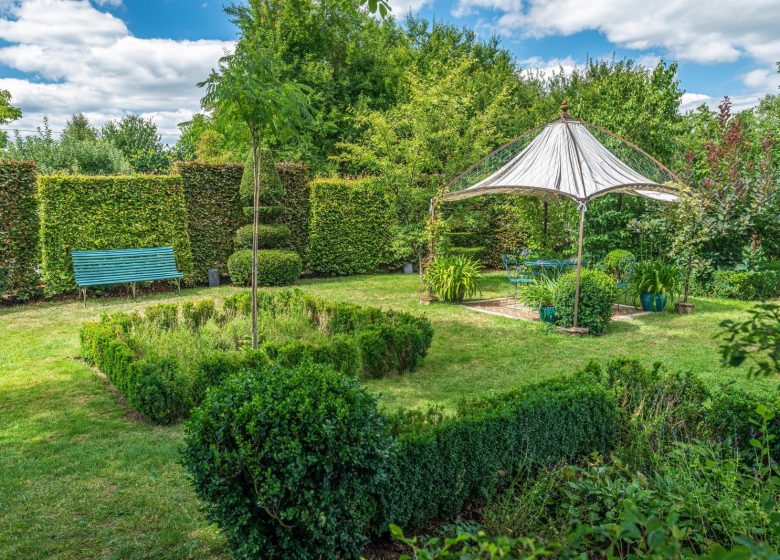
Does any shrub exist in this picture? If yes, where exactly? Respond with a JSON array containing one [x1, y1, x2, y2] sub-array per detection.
[[708, 385, 780, 459], [276, 162, 310, 261], [601, 249, 635, 279], [144, 303, 179, 330], [0, 161, 39, 299], [239, 150, 283, 206], [182, 299, 217, 331], [38, 175, 193, 295], [234, 223, 291, 250], [710, 270, 780, 300], [243, 205, 285, 222], [375, 378, 619, 533], [553, 269, 617, 334], [309, 177, 391, 275], [182, 365, 391, 560], [425, 255, 482, 303], [177, 162, 243, 282], [227, 249, 302, 286], [262, 335, 359, 376]]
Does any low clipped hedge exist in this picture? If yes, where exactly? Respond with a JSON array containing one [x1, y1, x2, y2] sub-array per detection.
[[182, 365, 390, 560], [553, 268, 617, 334], [710, 270, 780, 300], [227, 249, 302, 286], [182, 364, 620, 559], [225, 289, 434, 377], [234, 223, 291, 250]]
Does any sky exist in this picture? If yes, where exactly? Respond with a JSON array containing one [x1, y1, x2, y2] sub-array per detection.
[[0, 0, 778, 142]]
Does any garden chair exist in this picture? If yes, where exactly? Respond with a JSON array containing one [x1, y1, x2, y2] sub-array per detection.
[[615, 261, 636, 311], [501, 254, 535, 304]]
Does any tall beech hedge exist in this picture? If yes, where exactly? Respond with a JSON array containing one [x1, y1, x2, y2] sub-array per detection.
[[0, 161, 39, 299], [39, 175, 193, 295], [276, 162, 310, 261], [309, 177, 391, 275], [178, 162, 243, 282]]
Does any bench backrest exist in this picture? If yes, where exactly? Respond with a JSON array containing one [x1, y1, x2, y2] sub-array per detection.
[[72, 247, 182, 287]]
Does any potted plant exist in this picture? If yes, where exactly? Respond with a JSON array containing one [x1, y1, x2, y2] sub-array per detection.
[[630, 260, 682, 312], [518, 274, 557, 323], [424, 255, 482, 304]]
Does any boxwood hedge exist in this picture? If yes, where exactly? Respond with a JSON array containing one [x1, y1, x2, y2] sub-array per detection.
[[38, 175, 193, 295], [227, 249, 302, 287], [178, 162, 243, 282], [0, 160, 39, 299]]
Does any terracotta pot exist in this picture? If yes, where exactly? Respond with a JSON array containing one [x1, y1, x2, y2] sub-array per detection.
[[675, 301, 695, 314]]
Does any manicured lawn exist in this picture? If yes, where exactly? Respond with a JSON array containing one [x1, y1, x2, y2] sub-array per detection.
[[0, 273, 771, 559]]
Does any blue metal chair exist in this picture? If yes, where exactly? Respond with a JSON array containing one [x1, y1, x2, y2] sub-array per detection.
[[615, 261, 636, 309], [502, 254, 535, 304]]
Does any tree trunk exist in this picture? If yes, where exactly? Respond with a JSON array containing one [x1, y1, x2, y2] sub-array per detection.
[[251, 137, 261, 350]]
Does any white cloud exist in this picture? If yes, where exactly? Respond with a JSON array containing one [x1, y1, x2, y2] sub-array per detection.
[[0, 0, 233, 141], [388, 0, 432, 16], [519, 56, 577, 79], [679, 91, 762, 113]]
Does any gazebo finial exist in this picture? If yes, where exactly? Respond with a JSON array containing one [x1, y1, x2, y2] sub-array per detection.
[[560, 99, 570, 119]]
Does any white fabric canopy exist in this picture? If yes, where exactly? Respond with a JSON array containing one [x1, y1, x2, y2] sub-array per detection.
[[439, 120, 678, 203]]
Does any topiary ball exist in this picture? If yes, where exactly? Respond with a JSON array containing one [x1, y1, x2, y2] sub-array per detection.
[[227, 249, 302, 286], [181, 364, 391, 559], [234, 223, 291, 250], [553, 269, 617, 335]]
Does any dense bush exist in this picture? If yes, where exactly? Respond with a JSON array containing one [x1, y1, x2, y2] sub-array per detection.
[[553, 269, 617, 334], [425, 255, 482, 303], [601, 249, 635, 279], [309, 177, 391, 275], [178, 162, 243, 282], [234, 223, 291, 250], [182, 365, 391, 560], [227, 249, 302, 286], [38, 175, 193, 295], [276, 162, 310, 261], [225, 289, 433, 377], [710, 270, 780, 300], [0, 161, 39, 299]]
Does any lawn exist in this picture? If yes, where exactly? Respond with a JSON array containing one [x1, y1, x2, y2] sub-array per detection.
[[0, 272, 771, 559]]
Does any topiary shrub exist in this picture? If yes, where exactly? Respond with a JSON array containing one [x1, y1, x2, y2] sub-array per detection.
[[227, 249, 302, 287], [234, 223, 291, 250], [182, 364, 391, 560], [553, 269, 617, 334]]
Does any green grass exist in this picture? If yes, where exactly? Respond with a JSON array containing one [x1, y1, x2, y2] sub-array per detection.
[[0, 273, 771, 559]]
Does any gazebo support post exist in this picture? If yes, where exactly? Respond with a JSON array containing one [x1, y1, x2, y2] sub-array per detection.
[[572, 203, 587, 328]]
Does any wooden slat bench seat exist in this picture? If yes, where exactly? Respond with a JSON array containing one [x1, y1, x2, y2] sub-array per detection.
[[72, 247, 183, 305]]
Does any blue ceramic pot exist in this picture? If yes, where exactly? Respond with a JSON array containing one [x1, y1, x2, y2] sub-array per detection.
[[640, 292, 654, 312], [539, 305, 556, 323], [655, 293, 668, 312]]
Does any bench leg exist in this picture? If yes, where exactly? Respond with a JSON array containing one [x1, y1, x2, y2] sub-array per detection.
[[131, 282, 137, 300], [82, 288, 87, 308], [175, 278, 181, 294]]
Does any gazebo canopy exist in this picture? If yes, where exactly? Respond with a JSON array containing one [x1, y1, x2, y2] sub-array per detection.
[[438, 109, 679, 205]]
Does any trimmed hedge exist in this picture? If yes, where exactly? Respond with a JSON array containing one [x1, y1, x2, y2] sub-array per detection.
[[226, 289, 434, 377], [227, 249, 302, 287], [243, 205, 284, 222], [39, 175, 193, 295], [309, 177, 391, 275], [0, 161, 39, 299], [181, 364, 619, 559], [178, 162, 243, 282], [553, 269, 617, 334], [710, 270, 780, 300], [276, 162, 310, 261], [234, 223, 291, 250], [182, 365, 390, 559]]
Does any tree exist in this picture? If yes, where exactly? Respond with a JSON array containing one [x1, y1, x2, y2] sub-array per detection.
[[102, 114, 171, 174], [62, 113, 97, 142], [199, 5, 310, 349], [0, 89, 22, 148]]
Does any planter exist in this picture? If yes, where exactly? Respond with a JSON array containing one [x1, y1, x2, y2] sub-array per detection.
[[539, 305, 556, 323], [640, 292, 654, 312], [675, 301, 695, 314], [655, 293, 669, 312]]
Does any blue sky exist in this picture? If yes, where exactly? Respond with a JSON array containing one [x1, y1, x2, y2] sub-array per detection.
[[0, 0, 777, 140]]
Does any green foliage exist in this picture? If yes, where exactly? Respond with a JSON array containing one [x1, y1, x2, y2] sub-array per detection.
[[261, 335, 359, 377], [234, 223, 290, 250], [227, 249, 302, 287], [710, 270, 780, 301], [518, 274, 557, 309], [0, 160, 39, 299], [276, 162, 310, 261], [425, 255, 483, 303], [144, 303, 180, 330], [101, 114, 171, 174], [239, 150, 283, 206], [309, 177, 391, 275], [602, 249, 636, 279], [182, 299, 217, 331], [553, 269, 617, 334], [629, 260, 683, 301], [0, 88, 21, 147], [38, 175, 193, 295], [181, 364, 391, 560], [376, 378, 620, 534], [719, 304, 780, 377], [178, 162, 243, 282]]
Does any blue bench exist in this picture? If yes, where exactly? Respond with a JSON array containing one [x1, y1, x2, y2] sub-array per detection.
[[72, 247, 183, 305]]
